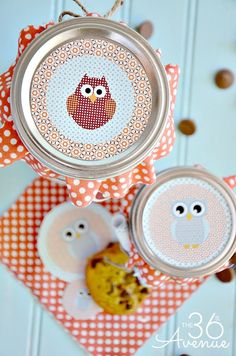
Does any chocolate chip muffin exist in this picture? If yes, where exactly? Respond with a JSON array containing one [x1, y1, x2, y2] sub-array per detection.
[[86, 243, 149, 314]]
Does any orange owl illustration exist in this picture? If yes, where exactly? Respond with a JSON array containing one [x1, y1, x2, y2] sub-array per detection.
[[66, 74, 116, 130]]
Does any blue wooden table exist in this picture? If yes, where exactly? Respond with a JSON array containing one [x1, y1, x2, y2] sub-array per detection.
[[0, 1, 236, 355]]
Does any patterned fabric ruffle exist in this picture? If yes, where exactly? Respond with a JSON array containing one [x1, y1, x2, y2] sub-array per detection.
[[0, 24, 179, 207]]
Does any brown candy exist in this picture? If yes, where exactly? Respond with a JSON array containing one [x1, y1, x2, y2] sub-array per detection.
[[137, 21, 154, 40], [178, 119, 196, 136], [215, 268, 235, 283], [229, 252, 236, 265], [215, 69, 234, 89]]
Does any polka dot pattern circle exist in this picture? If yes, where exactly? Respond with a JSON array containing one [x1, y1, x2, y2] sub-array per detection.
[[0, 178, 206, 356], [0, 24, 179, 207]]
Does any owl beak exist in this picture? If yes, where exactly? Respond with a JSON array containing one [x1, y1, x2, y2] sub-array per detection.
[[186, 213, 192, 221], [76, 233, 81, 239], [89, 93, 97, 103]]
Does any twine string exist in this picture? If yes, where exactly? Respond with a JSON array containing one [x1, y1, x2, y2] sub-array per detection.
[[58, 11, 81, 22], [104, 0, 123, 18], [58, 0, 123, 22], [73, 0, 89, 15]]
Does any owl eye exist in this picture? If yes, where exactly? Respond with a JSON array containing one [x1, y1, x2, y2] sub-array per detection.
[[75, 220, 88, 234], [80, 84, 93, 97], [62, 228, 76, 241], [173, 202, 187, 217], [190, 201, 205, 216], [94, 85, 106, 98]]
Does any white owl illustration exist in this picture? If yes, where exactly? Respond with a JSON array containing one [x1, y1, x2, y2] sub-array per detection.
[[38, 202, 129, 320], [38, 202, 116, 280], [171, 199, 209, 249]]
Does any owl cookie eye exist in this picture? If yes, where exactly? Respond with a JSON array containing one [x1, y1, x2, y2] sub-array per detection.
[[190, 201, 205, 216], [62, 228, 76, 241], [75, 220, 88, 234], [94, 85, 106, 98], [80, 84, 93, 97], [173, 202, 187, 217]]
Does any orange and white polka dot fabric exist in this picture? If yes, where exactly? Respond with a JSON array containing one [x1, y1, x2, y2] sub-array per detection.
[[0, 177, 205, 356], [0, 24, 179, 207], [223, 175, 236, 190]]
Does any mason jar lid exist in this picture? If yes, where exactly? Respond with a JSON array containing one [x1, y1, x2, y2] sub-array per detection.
[[130, 166, 236, 278], [11, 17, 169, 180]]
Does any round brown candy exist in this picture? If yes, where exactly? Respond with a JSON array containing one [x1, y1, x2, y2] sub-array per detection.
[[137, 21, 154, 40], [215, 268, 235, 283], [215, 69, 234, 89], [229, 252, 236, 265], [178, 119, 196, 136]]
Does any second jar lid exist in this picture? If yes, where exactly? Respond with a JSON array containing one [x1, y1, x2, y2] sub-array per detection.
[[130, 166, 236, 278]]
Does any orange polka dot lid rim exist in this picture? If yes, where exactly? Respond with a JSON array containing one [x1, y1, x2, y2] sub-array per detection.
[[129, 166, 236, 279], [11, 17, 172, 179]]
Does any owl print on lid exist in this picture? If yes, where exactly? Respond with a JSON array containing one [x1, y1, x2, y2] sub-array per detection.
[[141, 174, 234, 270], [171, 199, 209, 249], [29, 38, 159, 163], [66, 74, 117, 130]]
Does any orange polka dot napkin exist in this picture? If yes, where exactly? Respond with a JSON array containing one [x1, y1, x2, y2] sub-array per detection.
[[0, 177, 205, 356]]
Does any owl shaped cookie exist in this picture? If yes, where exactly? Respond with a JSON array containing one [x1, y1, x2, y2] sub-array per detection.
[[66, 74, 116, 130]]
